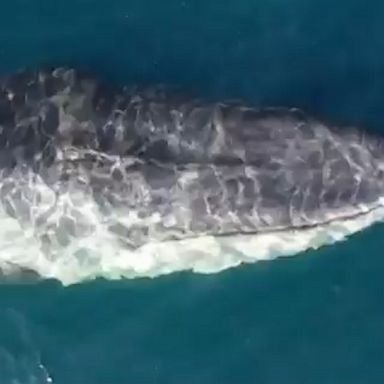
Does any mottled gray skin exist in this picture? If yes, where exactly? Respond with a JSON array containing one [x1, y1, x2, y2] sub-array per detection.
[[1, 67, 384, 249]]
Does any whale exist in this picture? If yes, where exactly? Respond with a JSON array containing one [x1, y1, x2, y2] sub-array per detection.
[[0, 67, 384, 283]]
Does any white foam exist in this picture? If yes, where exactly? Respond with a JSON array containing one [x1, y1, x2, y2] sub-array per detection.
[[1, 192, 384, 285]]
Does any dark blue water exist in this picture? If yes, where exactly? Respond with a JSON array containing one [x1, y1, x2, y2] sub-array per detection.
[[1, 1, 384, 383]]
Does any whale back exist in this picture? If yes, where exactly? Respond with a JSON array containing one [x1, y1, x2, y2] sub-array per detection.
[[0, 68, 384, 249]]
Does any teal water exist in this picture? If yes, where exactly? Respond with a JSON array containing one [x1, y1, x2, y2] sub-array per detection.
[[1, 0, 384, 383]]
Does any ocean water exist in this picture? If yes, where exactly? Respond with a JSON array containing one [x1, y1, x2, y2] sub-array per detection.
[[1, 0, 384, 383]]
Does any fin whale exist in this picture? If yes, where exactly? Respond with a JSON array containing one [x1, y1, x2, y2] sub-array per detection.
[[0, 67, 383, 280]]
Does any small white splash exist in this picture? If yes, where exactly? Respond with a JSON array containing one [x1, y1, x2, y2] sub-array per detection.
[[38, 362, 53, 384]]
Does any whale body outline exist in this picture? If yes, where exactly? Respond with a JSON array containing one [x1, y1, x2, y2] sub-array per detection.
[[0, 67, 383, 282]]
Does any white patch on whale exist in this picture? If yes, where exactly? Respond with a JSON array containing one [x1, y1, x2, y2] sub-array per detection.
[[0, 170, 383, 285]]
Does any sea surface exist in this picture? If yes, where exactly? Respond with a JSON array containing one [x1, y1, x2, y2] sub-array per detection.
[[1, 0, 384, 383]]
